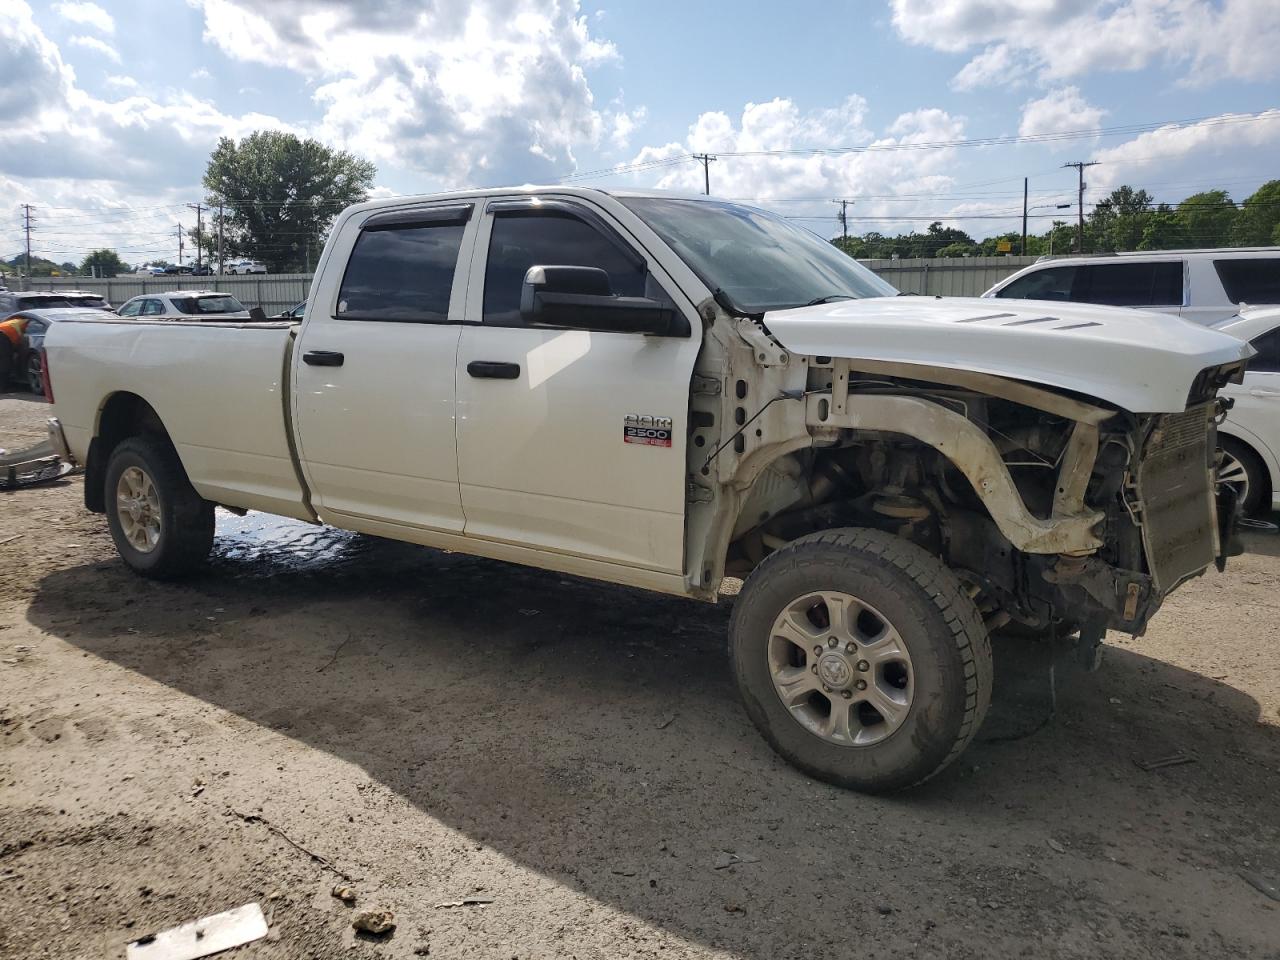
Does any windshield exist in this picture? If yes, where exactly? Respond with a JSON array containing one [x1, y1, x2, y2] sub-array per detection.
[[171, 295, 246, 315], [619, 196, 897, 313]]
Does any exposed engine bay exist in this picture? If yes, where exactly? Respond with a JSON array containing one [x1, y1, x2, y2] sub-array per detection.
[[721, 360, 1243, 639]]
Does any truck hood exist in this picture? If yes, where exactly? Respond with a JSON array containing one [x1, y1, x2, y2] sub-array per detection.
[[763, 296, 1253, 413]]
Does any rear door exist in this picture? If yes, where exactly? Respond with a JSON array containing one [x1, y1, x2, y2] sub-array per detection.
[[454, 197, 700, 572], [1223, 323, 1280, 467], [292, 202, 476, 532]]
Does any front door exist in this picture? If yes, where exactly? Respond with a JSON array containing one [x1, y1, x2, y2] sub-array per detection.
[[454, 197, 700, 572], [292, 203, 476, 532]]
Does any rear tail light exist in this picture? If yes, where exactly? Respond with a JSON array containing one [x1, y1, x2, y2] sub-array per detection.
[[40, 352, 54, 404]]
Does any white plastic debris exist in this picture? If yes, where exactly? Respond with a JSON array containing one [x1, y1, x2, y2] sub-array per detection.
[[126, 902, 268, 960]]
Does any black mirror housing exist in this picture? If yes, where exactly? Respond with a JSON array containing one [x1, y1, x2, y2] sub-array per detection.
[[519, 264, 687, 336]]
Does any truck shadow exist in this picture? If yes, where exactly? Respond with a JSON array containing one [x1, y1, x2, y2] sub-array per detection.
[[24, 516, 1280, 956]]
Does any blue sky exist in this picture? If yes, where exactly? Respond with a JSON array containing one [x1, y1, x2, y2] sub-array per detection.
[[2, 0, 1278, 266]]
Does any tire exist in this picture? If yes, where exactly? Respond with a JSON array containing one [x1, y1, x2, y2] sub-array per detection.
[[1219, 436, 1269, 517], [105, 436, 215, 580], [26, 353, 42, 395], [729, 528, 992, 793]]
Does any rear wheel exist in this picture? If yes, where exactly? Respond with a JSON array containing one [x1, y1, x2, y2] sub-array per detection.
[[729, 528, 992, 793], [1219, 437, 1269, 517], [105, 436, 215, 579]]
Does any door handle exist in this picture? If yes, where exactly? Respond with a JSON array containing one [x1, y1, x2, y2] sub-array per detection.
[[467, 360, 521, 380], [303, 350, 344, 367]]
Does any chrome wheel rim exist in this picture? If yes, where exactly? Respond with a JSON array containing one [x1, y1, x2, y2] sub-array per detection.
[[1218, 450, 1250, 506], [768, 591, 915, 747], [116, 466, 162, 553]]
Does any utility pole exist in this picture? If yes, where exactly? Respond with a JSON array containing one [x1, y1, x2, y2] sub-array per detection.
[[186, 203, 205, 271], [21, 204, 34, 281], [176, 223, 184, 267], [217, 202, 224, 276], [1021, 178, 1028, 256], [692, 153, 717, 195], [833, 199, 852, 243], [1062, 161, 1099, 254]]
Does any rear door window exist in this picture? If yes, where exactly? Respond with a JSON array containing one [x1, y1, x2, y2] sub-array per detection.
[[337, 207, 470, 323], [995, 265, 1077, 301], [1248, 327, 1280, 373], [1073, 262, 1183, 307], [1214, 258, 1280, 304], [482, 210, 648, 326], [142, 299, 166, 316]]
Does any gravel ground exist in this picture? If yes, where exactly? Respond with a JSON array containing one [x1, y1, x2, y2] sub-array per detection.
[[2, 391, 1279, 959]]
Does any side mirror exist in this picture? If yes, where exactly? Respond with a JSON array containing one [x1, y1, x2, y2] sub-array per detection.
[[519, 265, 685, 336], [247, 306, 267, 322]]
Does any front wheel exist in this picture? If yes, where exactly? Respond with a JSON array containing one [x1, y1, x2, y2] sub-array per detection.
[[105, 436, 215, 580], [26, 353, 43, 394], [1218, 437, 1269, 517], [729, 528, 992, 793]]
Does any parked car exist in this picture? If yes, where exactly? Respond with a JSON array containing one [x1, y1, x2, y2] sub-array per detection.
[[191, 264, 214, 276], [162, 264, 194, 276], [224, 259, 267, 275], [44, 187, 1251, 793], [135, 264, 169, 276], [1209, 306, 1280, 517], [116, 291, 251, 320], [982, 248, 1280, 325], [0, 290, 79, 315], [1, 307, 108, 393]]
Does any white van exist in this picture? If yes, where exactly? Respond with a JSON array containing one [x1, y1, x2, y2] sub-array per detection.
[[983, 248, 1280, 325]]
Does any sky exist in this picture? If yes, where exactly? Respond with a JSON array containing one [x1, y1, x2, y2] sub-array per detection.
[[2, 0, 1279, 267]]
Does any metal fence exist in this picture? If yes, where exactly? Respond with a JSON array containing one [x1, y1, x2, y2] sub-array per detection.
[[860, 256, 1038, 297], [8, 273, 312, 316], [4, 256, 1036, 312]]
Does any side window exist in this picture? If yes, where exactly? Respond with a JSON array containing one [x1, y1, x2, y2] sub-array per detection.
[[1248, 328, 1280, 373], [337, 215, 467, 323], [118, 300, 142, 317], [483, 212, 648, 326], [1215, 258, 1280, 304], [142, 299, 165, 316], [1073, 262, 1182, 307], [996, 266, 1076, 301]]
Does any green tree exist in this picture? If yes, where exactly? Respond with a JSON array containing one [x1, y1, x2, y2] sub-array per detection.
[[1175, 190, 1236, 248], [79, 249, 130, 277], [1137, 204, 1188, 250], [1087, 186, 1153, 252], [203, 131, 376, 273], [1230, 180, 1280, 246]]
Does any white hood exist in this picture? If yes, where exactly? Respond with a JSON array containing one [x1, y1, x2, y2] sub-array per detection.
[[764, 296, 1253, 413]]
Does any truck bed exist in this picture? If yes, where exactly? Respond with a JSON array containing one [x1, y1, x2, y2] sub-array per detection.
[[46, 318, 312, 520]]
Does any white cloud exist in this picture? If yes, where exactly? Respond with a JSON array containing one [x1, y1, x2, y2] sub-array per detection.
[[623, 98, 977, 236], [1019, 87, 1106, 142], [187, 0, 621, 186], [1089, 110, 1280, 196], [0, 1, 303, 264], [191, 67, 212, 81], [68, 33, 120, 63], [950, 43, 1020, 92], [610, 106, 646, 149], [104, 74, 138, 90], [892, 0, 1280, 86], [54, 1, 114, 34]]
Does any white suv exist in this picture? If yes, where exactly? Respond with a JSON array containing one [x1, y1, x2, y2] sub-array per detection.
[[983, 248, 1280, 325], [224, 258, 267, 275], [116, 290, 251, 320]]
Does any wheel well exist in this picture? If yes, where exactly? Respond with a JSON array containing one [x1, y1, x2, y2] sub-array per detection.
[[84, 393, 172, 513]]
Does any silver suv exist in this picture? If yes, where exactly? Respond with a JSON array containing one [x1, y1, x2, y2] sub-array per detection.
[[983, 248, 1280, 326]]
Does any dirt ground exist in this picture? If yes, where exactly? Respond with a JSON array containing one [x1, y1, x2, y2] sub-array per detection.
[[1, 391, 1279, 960]]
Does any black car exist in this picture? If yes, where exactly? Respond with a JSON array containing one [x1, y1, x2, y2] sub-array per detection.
[[1, 308, 111, 393], [162, 264, 194, 275]]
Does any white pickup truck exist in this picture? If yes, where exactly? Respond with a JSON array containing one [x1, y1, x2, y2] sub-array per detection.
[[44, 188, 1252, 793]]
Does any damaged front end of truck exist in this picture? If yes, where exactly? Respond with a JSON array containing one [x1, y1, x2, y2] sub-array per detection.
[[685, 296, 1252, 648]]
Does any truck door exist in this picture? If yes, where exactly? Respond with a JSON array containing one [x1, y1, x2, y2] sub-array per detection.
[[292, 203, 474, 532], [454, 198, 700, 572]]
